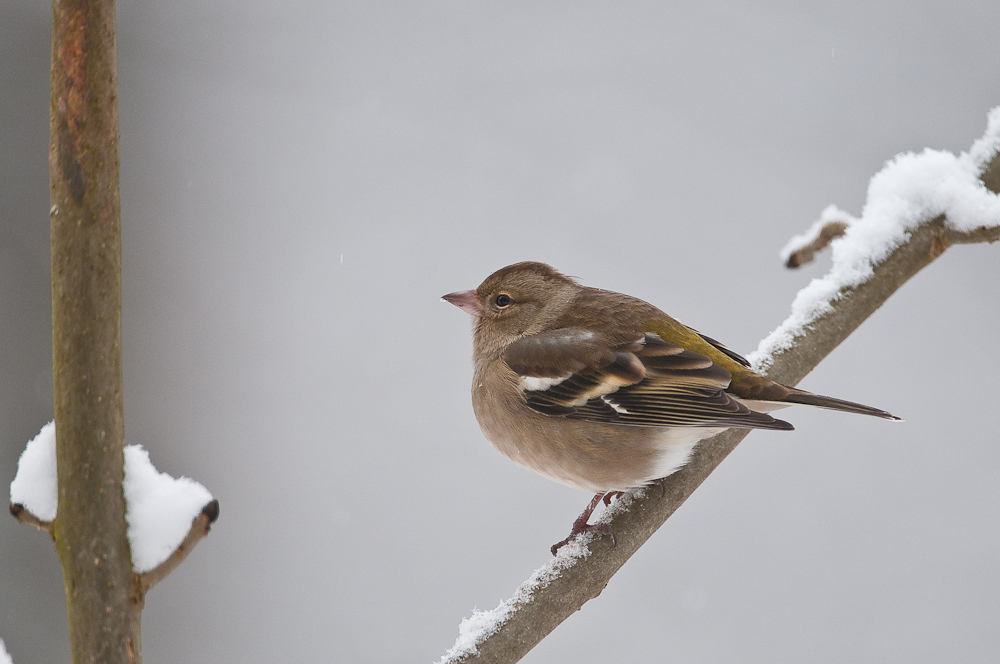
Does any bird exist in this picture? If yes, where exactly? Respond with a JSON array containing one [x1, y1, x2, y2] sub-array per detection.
[[443, 261, 900, 554]]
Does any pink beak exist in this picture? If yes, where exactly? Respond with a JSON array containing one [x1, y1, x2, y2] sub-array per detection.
[[442, 290, 484, 317]]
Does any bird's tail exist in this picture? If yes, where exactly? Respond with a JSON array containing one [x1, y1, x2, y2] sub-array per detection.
[[781, 388, 902, 421]]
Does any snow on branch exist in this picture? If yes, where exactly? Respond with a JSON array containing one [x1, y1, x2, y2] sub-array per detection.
[[752, 107, 1000, 373], [438, 107, 1000, 664], [9, 422, 218, 583], [122, 445, 215, 574], [8, 423, 58, 529], [436, 537, 596, 664]]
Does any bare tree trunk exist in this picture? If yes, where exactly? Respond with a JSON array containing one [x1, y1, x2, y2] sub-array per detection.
[[49, 0, 141, 661]]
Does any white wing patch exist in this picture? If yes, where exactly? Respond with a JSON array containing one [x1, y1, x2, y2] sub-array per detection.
[[520, 375, 570, 391], [601, 396, 629, 414]]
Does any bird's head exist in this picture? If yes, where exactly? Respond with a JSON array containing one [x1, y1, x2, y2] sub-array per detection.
[[443, 261, 580, 354]]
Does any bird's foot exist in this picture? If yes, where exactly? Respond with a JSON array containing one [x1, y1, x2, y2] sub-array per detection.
[[602, 491, 625, 506], [551, 493, 617, 556]]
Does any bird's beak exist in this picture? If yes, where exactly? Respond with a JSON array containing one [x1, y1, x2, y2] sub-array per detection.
[[442, 290, 484, 317]]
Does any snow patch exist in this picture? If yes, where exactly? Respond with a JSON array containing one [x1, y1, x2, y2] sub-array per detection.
[[969, 106, 1000, 171], [0, 638, 12, 664], [8, 422, 213, 574], [9, 422, 57, 522], [124, 445, 214, 574]]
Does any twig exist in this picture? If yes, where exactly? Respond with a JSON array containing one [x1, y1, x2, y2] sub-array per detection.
[[784, 219, 849, 268], [139, 500, 220, 593], [9, 503, 54, 535]]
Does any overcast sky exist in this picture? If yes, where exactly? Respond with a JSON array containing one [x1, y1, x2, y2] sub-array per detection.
[[2, 2, 999, 662]]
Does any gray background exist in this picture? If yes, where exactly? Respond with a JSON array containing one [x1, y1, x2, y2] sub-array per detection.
[[2, 1, 999, 662]]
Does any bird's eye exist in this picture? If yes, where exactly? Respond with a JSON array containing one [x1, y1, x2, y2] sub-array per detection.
[[495, 293, 512, 308]]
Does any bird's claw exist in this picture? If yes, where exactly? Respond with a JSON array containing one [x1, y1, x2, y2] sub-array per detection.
[[602, 491, 624, 506], [551, 493, 618, 556], [550, 522, 616, 556]]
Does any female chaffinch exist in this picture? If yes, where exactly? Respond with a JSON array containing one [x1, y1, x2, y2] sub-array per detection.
[[444, 261, 898, 552]]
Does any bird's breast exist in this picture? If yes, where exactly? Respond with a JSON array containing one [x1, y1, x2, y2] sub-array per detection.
[[470, 359, 720, 493]]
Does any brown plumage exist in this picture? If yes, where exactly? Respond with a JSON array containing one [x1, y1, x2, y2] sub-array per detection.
[[444, 262, 899, 551]]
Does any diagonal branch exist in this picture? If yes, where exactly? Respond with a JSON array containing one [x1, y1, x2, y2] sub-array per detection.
[[439, 121, 1000, 664]]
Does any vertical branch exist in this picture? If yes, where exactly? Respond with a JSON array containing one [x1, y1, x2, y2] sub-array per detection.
[[49, 0, 141, 662]]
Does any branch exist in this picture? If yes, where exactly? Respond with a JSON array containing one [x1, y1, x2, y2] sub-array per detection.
[[139, 500, 219, 593], [9, 503, 54, 535], [48, 0, 140, 661], [783, 214, 850, 268], [439, 118, 1000, 664], [783, 142, 1000, 270]]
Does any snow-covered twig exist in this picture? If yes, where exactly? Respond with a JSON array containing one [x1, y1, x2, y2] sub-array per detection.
[[752, 108, 1000, 374], [9, 422, 218, 585], [780, 205, 854, 268], [438, 108, 1000, 664], [140, 499, 219, 593]]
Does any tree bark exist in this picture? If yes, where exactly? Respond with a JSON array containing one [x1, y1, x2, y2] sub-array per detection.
[[49, 0, 141, 661]]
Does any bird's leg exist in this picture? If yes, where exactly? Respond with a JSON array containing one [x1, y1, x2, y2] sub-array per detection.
[[550, 493, 617, 556], [651, 477, 666, 498]]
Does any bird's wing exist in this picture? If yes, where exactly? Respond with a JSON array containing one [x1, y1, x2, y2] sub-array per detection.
[[502, 330, 793, 430], [690, 329, 752, 368]]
